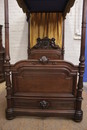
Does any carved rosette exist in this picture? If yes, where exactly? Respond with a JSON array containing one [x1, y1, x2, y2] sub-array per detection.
[[40, 100, 49, 109], [39, 56, 49, 64]]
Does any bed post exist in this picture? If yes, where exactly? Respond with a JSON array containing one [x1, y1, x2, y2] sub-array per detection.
[[62, 18, 65, 60], [4, 0, 14, 120], [28, 12, 31, 59], [74, 0, 87, 122]]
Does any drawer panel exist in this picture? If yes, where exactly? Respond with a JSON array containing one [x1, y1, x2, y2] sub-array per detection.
[[13, 98, 76, 110]]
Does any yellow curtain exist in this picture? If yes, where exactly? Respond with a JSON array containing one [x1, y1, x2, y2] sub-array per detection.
[[30, 13, 63, 48]]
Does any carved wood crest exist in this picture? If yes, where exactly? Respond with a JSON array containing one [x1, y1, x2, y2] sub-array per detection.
[[32, 37, 60, 49]]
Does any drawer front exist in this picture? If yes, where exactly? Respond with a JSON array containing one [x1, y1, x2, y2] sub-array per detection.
[[13, 98, 76, 110]]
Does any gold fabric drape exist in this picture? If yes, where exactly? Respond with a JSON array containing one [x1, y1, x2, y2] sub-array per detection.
[[30, 13, 63, 48]]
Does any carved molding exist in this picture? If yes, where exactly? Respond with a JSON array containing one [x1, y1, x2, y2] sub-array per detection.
[[32, 37, 60, 49], [16, 0, 27, 13], [11, 60, 78, 75], [64, 0, 75, 18]]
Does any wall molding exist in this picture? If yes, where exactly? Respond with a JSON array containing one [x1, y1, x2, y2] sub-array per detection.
[[74, 0, 83, 40]]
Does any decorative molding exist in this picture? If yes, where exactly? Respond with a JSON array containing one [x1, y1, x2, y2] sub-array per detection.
[[11, 60, 78, 74], [74, 0, 83, 40], [64, 0, 75, 17], [16, 0, 28, 13]]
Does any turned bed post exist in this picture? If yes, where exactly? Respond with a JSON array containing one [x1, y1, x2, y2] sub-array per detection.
[[62, 18, 65, 60], [28, 12, 31, 59], [4, 0, 14, 119], [75, 0, 87, 122]]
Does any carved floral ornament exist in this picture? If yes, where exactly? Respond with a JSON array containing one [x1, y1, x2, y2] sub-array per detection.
[[33, 37, 60, 49], [16, 0, 75, 18]]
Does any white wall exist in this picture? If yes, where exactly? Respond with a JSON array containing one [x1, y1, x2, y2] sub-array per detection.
[[0, 0, 83, 65], [64, 0, 83, 65], [0, 0, 28, 63]]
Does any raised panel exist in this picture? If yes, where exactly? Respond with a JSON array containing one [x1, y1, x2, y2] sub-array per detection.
[[14, 73, 73, 93]]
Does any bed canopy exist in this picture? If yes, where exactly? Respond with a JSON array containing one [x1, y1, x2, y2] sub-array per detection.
[[4, 0, 87, 122], [16, 0, 75, 14], [16, 0, 75, 48]]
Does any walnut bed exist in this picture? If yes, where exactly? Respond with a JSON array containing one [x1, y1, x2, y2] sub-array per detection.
[[4, 0, 87, 122]]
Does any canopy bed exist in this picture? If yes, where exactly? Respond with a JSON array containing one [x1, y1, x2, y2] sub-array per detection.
[[4, 0, 87, 122]]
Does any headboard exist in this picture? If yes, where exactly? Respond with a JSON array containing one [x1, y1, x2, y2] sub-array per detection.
[[30, 13, 63, 48], [28, 37, 64, 60]]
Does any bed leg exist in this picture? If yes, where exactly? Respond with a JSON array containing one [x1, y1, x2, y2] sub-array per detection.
[[6, 108, 15, 120], [4, 61, 14, 120], [74, 58, 84, 122], [74, 110, 83, 122]]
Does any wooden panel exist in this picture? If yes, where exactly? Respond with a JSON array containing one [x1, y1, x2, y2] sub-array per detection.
[[13, 97, 76, 110], [29, 50, 63, 60], [13, 70, 74, 93]]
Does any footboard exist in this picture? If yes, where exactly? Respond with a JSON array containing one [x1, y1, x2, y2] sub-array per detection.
[[6, 58, 79, 120]]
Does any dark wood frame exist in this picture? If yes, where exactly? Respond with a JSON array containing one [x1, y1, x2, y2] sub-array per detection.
[[0, 25, 5, 83], [4, 0, 87, 122]]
